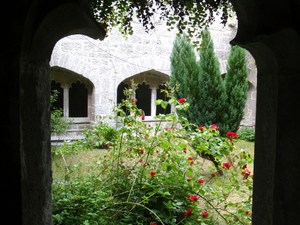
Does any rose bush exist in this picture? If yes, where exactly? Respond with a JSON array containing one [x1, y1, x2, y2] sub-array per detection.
[[52, 82, 253, 225]]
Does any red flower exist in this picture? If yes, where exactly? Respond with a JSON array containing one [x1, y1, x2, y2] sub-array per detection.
[[150, 222, 157, 225], [183, 147, 187, 153], [198, 125, 206, 131], [189, 195, 199, 202], [149, 171, 156, 176], [184, 208, 193, 217], [241, 168, 251, 178], [226, 131, 238, 139], [178, 98, 186, 103], [222, 162, 231, 169], [202, 209, 209, 218], [242, 164, 247, 169], [211, 173, 216, 177], [187, 157, 193, 161], [245, 210, 251, 215], [210, 124, 219, 131], [198, 178, 205, 184], [141, 113, 145, 120]]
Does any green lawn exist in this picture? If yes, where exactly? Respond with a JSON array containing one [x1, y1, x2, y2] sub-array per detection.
[[52, 140, 255, 181]]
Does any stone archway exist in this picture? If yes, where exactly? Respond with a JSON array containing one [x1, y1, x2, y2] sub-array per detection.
[[4, 1, 300, 224]]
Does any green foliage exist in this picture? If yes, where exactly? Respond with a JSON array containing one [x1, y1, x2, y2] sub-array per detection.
[[197, 29, 227, 135], [170, 33, 200, 122], [52, 85, 253, 225], [237, 127, 255, 142], [80, 122, 118, 149], [169, 30, 249, 137], [89, 0, 234, 49], [50, 90, 72, 135], [224, 46, 249, 132]]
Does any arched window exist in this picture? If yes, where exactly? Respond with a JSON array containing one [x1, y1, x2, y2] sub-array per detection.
[[50, 66, 94, 122], [116, 70, 173, 121], [117, 82, 129, 115], [156, 84, 171, 115], [69, 81, 88, 117], [51, 81, 63, 112], [136, 83, 151, 116]]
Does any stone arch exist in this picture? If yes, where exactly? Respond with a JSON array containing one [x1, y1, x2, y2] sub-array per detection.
[[117, 69, 172, 120], [50, 66, 96, 143], [6, 1, 300, 224], [19, 2, 106, 224]]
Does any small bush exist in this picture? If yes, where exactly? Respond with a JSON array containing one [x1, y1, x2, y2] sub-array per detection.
[[79, 123, 118, 149], [237, 127, 255, 142]]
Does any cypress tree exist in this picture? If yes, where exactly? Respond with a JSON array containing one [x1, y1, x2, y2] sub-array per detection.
[[169, 33, 200, 121], [224, 45, 249, 132], [197, 29, 227, 133]]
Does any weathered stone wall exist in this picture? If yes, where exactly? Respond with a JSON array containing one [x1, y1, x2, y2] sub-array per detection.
[[50, 14, 256, 130]]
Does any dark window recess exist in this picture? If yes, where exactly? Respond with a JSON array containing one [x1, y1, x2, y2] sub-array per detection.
[[117, 82, 130, 115], [69, 81, 88, 117], [136, 83, 151, 116], [156, 84, 171, 115], [51, 81, 63, 112]]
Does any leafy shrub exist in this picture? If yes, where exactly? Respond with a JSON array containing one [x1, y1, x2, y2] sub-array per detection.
[[79, 123, 118, 149], [237, 127, 255, 142], [50, 90, 72, 135], [52, 83, 253, 225]]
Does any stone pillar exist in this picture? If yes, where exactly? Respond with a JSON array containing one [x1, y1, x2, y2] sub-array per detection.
[[151, 86, 157, 117], [251, 28, 300, 225], [20, 57, 53, 225], [62, 84, 70, 117]]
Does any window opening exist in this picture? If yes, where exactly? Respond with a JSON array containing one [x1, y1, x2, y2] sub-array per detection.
[[136, 83, 151, 116], [69, 81, 88, 117], [51, 81, 63, 112], [156, 84, 171, 115]]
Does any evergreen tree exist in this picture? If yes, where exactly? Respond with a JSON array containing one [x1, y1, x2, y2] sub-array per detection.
[[197, 29, 227, 133], [224, 45, 249, 132], [169, 33, 200, 121]]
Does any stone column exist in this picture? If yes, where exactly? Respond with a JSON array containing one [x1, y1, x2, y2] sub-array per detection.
[[250, 28, 300, 225], [151, 86, 157, 118]]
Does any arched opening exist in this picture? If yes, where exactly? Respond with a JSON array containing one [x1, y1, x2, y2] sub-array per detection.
[[69, 81, 88, 117], [50, 66, 95, 144], [136, 83, 151, 116], [117, 69, 171, 120]]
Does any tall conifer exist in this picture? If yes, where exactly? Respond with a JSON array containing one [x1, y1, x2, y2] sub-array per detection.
[[224, 45, 249, 132], [169, 33, 200, 121], [197, 29, 227, 133]]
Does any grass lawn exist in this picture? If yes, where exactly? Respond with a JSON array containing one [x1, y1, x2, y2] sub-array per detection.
[[52, 140, 255, 181]]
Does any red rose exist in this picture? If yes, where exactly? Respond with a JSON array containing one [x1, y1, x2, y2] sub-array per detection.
[[198, 125, 206, 131], [198, 178, 205, 183], [189, 195, 199, 201], [202, 209, 209, 218], [210, 124, 219, 130], [222, 162, 231, 169], [226, 131, 238, 139], [241, 168, 251, 178], [184, 208, 193, 217], [141, 113, 145, 120], [149, 171, 156, 176], [178, 98, 186, 103], [245, 210, 251, 215]]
